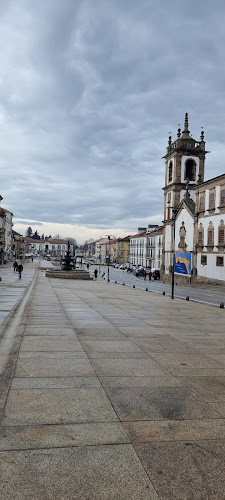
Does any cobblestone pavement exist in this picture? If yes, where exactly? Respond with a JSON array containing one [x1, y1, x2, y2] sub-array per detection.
[[0, 270, 225, 499]]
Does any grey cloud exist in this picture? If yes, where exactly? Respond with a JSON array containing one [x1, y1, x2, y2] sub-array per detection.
[[0, 0, 225, 239]]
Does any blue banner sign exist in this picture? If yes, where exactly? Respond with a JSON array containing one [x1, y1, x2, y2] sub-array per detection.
[[174, 252, 192, 276]]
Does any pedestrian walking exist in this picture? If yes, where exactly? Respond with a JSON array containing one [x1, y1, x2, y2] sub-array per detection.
[[144, 269, 147, 280], [149, 267, 152, 281], [13, 261, 18, 272], [17, 263, 23, 279], [94, 268, 98, 279]]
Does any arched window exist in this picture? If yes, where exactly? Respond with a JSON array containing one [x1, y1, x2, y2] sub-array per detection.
[[185, 159, 196, 181], [207, 222, 214, 247], [218, 220, 225, 246], [198, 223, 204, 246], [168, 161, 173, 183]]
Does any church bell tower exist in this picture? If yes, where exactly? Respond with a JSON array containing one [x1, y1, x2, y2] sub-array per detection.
[[161, 113, 208, 277]]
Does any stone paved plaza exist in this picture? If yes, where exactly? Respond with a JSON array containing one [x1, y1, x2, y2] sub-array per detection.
[[1, 267, 225, 499]]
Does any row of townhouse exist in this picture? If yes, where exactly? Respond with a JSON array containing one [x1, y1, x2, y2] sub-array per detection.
[[0, 198, 17, 264], [77, 236, 130, 265], [24, 238, 74, 258], [130, 226, 164, 269], [0, 195, 26, 264], [76, 231, 164, 269]]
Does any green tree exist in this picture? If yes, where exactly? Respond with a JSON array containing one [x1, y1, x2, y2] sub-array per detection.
[[26, 227, 33, 238], [32, 230, 40, 240]]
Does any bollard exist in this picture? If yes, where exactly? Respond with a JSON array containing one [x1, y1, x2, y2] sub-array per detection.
[[186, 296, 189, 301], [220, 302, 224, 309], [133, 285, 135, 288], [162, 291, 165, 295], [145, 288, 148, 291]]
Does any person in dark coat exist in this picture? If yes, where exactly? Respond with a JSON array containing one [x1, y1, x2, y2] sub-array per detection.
[[149, 268, 152, 281], [13, 261, 18, 272], [17, 263, 23, 279], [94, 268, 98, 279]]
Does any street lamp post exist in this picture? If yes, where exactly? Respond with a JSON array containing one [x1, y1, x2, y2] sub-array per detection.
[[170, 206, 183, 299], [107, 235, 111, 282], [105, 235, 113, 282]]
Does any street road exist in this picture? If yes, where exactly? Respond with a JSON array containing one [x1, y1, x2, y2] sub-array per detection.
[[91, 265, 225, 308]]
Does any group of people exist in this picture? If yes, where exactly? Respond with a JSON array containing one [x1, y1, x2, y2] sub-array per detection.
[[143, 268, 152, 280], [13, 261, 23, 279]]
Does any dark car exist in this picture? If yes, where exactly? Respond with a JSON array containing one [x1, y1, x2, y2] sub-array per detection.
[[133, 267, 145, 277], [152, 269, 160, 280]]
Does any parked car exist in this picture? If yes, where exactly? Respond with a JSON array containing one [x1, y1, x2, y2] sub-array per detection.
[[114, 264, 119, 268], [120, 264, 126, 270], [133, 267, 145, 277], [152, 268, 160, 280]]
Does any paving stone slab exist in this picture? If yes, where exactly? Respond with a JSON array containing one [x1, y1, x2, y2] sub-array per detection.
[[100, 375, 183, 388], [90, 358, 169, 377], [123, 418, 225, 443], [208, 402, 225, 417], [118, 327, 166, 337], [177, 376, 225, 402], [11, 376, 102, 389], [0, 445, 159, 499], [15, 358, 95, 377], [81, 340, 143, 352], [150, 352, 224, 370], [105, 387, 221, 421], [3, 387, 118, 425], [134, 441, 225, 500], [134, 336, 197, 353], [0, 422, 130, 450], [171, 368, 225, 377], [87, 352, 150, 359], [24, 327, 75, 336], [18, 351, 88, 359], [20, 338, 83, 352]]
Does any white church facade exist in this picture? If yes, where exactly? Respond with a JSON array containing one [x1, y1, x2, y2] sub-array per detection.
[[162, 113, 225, 284]]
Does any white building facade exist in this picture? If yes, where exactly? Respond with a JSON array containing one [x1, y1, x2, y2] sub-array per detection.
[[130, 226, 163, 269], [24, 238, 71, 258], [0, 207, 14, 264], [195, 174, 225, 283]]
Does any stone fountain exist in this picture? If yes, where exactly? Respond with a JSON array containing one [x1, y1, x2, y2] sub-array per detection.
[[46, 240, 92, 280]]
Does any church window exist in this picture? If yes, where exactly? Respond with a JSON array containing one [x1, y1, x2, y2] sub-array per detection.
[[201, 255, 207, 265], [207, 230, 214, 246], [198, 231, 204, 245], [220, 189, 225, 205], [218, 229, 224, 244], [216, 256, 224, 267], [199, 196, 205, 211], [168, 161, 173, 182], [184, 159, 196, 181], [209, 192, 215, 209]]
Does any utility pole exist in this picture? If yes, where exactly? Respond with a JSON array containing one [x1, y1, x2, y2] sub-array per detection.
[[170, 206, 183, 299]]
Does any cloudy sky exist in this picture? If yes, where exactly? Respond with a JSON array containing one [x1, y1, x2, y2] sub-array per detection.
[[1, 0, 225, 243]]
